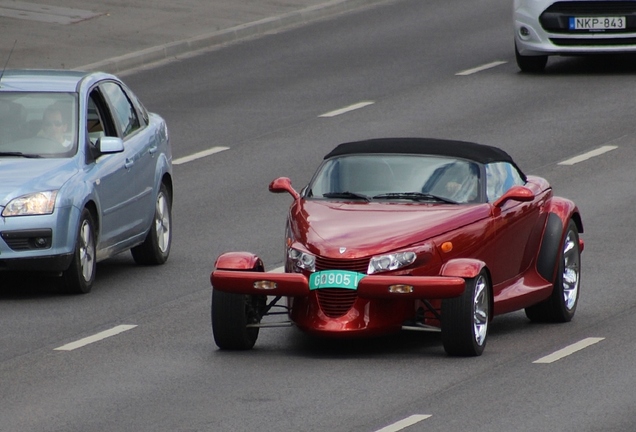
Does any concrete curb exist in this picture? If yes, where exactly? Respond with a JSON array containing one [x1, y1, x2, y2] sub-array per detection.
[[77, 0, 391, 74]]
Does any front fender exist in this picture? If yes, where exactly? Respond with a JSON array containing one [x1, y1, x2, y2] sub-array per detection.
[[213, 251, 264, 271], [440, 258, 487, 279], [545, 197, 583, 235], [537, 198, 584, 282]]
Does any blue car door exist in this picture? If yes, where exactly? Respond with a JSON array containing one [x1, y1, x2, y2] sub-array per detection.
[[100, 81, 156, 241]]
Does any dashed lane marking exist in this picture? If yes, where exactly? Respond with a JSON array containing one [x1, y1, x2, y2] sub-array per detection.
[[374, 415, 432, 432], [319, 101, 375, 117], [456, 61, 507, 76], [54, 325, 138, 351], [173, 146, 229, 165], [533, 337, 605, 364], [558, 145, 618, 166]]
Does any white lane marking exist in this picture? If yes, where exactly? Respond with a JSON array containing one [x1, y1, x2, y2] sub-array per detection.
[[173, 146, 230, 165], [558, 145, 618, 166], [54, 325, 138, 351], [319, 101, 375, 117], [533, 337, 605, 364], [455, 61, 507, 76], [375, 415, 432, 432], [269, 266, 285, 273]]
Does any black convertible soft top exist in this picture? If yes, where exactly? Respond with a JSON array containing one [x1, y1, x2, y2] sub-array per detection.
[[324, 138, 516, 165]]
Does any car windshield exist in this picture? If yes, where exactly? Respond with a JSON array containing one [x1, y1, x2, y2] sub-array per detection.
[[0, 92, 78, 158], [307, 154, 481, 204]]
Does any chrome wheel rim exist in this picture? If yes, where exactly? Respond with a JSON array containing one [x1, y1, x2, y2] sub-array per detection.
[[79, 219, 95, 282], [562, 229, 580, 311], [473, 275, 489, 346], [155, 192, 171, 253]]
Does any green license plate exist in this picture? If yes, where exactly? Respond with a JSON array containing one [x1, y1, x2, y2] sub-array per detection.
[[309, 270, 365, 290]]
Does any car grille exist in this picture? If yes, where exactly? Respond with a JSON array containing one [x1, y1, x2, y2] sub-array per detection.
[[313, 256, 369, 318], [549, 36, 636, 45], [316, 288, 358, 318], [540, 1, 636, 33], [315, 256, 369, 273]]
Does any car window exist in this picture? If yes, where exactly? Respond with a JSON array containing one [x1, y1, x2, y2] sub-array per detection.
[[124, 86, 149, 126], [308, 154, 482, 204], [87, 93, 106, 144], [100, 82, 140, 138], [485, 161, 525, 202], [0, 92, 77, 157]]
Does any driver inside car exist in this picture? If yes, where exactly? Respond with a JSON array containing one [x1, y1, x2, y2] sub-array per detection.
[[37, 103, 72, 148]]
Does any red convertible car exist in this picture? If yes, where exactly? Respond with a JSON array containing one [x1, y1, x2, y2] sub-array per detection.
[[210, 138, 583, 356]]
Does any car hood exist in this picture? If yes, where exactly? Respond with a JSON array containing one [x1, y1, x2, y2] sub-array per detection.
[[0, 158, 78, 204], [290, 200, 492, 258]]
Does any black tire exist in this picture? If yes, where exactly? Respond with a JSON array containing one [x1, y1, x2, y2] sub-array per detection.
[[442, 270, 491, 356], [515, 43, 548, 73], [131, 183, 172, 265], [211, 289, 266, 350], [61, 208, 96, 294], [526, 219, 580, 323]]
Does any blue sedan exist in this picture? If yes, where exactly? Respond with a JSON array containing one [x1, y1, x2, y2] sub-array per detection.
[[0, 69, 173, 293]]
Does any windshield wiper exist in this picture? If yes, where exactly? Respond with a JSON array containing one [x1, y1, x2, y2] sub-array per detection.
[[372, 192, 457, 204], [0, 151, 42, 159], [323, 191, 371, 202]]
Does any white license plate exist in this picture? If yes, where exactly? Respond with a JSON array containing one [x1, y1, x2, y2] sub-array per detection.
[[569, 16, 626, 30]]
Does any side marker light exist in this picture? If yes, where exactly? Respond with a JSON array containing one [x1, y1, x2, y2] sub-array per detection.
[[389, 284, 414, 294], [253, 280, 277, 290]]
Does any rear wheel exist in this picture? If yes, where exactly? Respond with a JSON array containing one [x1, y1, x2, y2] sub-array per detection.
[[442, 270, 491, 356], [526, 219, 580, 322], [131, 183, 172, 265], [515, 43, 548, 73], [61, 209, 96, 294], [211, 289, 266, 350]]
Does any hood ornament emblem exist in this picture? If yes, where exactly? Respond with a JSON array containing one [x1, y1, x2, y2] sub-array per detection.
[[339, 247, 346, 254]]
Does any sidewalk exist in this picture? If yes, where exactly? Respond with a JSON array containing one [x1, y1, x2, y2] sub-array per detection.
[[0, 0, 387, 74]]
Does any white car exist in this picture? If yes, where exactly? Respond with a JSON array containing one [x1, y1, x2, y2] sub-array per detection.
[[514, 0, 636, 72]]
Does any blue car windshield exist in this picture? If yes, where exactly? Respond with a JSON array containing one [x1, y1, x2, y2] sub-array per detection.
[[0, 92, 78, 158], [307, 154, 482, 204]]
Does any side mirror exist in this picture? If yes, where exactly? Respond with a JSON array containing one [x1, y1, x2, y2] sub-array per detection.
[[269, 177, 300, 200], [97, 136, 124, 154], [493, 185, 535, 208]]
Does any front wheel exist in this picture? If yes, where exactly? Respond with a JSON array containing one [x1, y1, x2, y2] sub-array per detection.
[[526, 219, 581, 322], [442, 270, 491, 356], [61, 209, 96, 294], [515, 43, 548, 73], [211, 289, 266, 350], [131, 183, 172, 265]]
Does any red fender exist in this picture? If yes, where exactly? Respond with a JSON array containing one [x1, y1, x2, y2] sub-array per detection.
[[213, 251, 264, 271], [536, 198, 584, 282], [545, 197, 584, 239], [440, 258, 486, 279]]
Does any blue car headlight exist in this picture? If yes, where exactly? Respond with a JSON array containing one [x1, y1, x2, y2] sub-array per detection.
[[368, 251, 416, 274], [2, 191, 58, 217], [288, 247, 315, 272]]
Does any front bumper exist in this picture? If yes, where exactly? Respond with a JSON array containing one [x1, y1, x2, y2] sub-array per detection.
[[0, 253, 73, 272], [211, 270, 465, 336], [0, 206, 77, 271], [211, 270, 466, 299]]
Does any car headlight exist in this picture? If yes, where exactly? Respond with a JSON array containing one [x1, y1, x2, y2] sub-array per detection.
[[288, 247, 315, 272], [368, 251, 416, 274], [2, 191, 58, 217]]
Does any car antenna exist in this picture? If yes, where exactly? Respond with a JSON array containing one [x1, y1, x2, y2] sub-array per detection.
[[0, 40, 17, 88]]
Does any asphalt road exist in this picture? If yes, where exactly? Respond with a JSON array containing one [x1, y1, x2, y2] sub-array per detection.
[[2, 0, 636, 430]]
